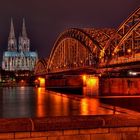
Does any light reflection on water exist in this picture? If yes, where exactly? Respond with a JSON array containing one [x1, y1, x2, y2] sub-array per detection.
[[0, 87, 121, 118]]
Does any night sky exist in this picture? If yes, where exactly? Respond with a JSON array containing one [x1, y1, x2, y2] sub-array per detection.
[[0, 0, 139, 63]]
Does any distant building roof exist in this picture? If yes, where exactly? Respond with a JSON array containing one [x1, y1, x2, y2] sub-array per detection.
[[4, 51, 18, 57], [24, 52, 38, 57], [3, 51, 38, 57]]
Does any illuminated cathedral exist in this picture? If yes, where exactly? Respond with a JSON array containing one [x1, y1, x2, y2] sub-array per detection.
[[2, 18, 38, 71]]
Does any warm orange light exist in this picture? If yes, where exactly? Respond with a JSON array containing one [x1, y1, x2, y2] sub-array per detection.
[[37, 87, 45, 117], [82, 75, 87, 86], [82, 75, 87, 81], [38, 77, 45, 87], [83, 76, 99, 96], [80, 99, 89, 115], [37, 87, 45, 94], [127, 49, 131, 53], [80, 98, 99, 115], [82, 75, 97, 86], [82, 75, 98, 86], [20, 80, 26, 87], [35, 79, 38, 83], [21, 80, 24, 83], [87, 77, 97, 87]]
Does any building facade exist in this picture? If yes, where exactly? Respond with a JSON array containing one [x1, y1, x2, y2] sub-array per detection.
[[2, 18, 38, 71]]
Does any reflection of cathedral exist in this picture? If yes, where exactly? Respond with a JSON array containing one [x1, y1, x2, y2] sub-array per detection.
[[2, 18, 38, 71]]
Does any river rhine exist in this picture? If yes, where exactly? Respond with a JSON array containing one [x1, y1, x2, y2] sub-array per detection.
[[0, 87, 139, 118]]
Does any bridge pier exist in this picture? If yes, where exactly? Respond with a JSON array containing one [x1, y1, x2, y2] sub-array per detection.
[[45, 75, 83, 93], [82, 75, 99, 96], [45, 74, 140, 96], [45, 74, 100, 96], [100, 77, 140, 96]]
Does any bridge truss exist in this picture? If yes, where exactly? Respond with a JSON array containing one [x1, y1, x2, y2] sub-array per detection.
[[35, 7, 140, 74], [34, 58, 48, 76], [47, 28, 114, 73]]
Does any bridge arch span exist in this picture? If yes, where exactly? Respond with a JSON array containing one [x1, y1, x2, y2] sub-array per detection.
[[47, 28, 114, 73], [34, 58, 48, 76], [100, 7, 140, 64]]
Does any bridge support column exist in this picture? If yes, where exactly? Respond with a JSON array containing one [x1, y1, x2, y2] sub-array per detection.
[[35, 77, 46, 87], [100, 77, 140, 96], [45, 74, 100, 97], [82, 75, 99, 96]]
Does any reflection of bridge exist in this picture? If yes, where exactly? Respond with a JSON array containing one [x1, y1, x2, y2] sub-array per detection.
[[34, 7, 140, 95]]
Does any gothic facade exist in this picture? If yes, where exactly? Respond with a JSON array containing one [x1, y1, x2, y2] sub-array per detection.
[[2, 18, 38, 71]]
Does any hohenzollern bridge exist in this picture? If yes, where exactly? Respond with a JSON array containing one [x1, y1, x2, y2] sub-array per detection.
[[34, 7, 140, 94]]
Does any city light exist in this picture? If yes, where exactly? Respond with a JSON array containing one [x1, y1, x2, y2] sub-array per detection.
[[20, 80, 26, 87], [82, 75, 87, 81], [129, 71, 137, 76], [82, 75, 98, 87], [86, 77, 97, 87], [127, 49, 132, 53], [82, 75, 87, 86], [82, 75, 99, 96], [38, 77, 45, 87]]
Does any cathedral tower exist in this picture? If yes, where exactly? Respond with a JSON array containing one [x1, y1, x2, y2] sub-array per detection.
[[19, 18, 30, 52], [8, 18, 17, 51], [2, 18, 38, 71]]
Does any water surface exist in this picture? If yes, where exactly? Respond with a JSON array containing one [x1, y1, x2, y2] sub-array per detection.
[[0, 87, 139, 118]]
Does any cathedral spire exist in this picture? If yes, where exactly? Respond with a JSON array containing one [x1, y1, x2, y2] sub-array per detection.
[[22, 18, 27, 37], [19, 18, 30, 52], [9, 18, 15, 39], [8, 18, 17, 51]]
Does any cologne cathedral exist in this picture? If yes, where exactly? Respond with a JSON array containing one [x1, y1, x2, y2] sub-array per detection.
[[2, 18, 38, 71]]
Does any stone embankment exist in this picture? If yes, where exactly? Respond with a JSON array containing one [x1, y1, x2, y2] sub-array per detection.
[[0, 115, 140, 140]]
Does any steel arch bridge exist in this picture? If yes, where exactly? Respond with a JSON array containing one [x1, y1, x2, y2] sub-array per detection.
[[100, 7, 140, 66], [47, 28, 115, 73], [35, 7, 140, 75], [34, 58, 48, 76]]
